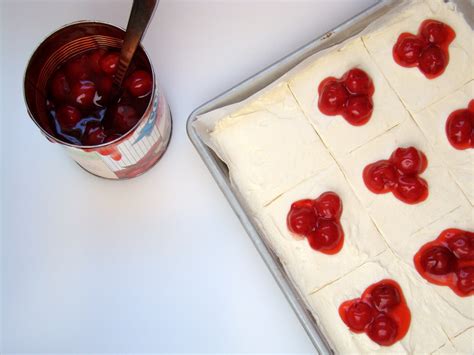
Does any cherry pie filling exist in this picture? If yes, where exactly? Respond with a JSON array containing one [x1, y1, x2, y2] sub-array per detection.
[[414, 228, 474, 296], [363, 146, 429, 204], [46, 48, 153, 147], [393, 19, 456, 79], [339, 279, 411, 346], [287, 192, 344, 254], [445, 100, 474, 150], [318, 68, 375, 126]]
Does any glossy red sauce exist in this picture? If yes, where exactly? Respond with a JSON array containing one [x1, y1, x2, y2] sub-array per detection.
[[414, 228, 474, 297], [46, 48, 153, 146], [287, 192, 344, 254], [339, 279, 411, 346], [363, 146, 429, 204], [318, 68, 375, 126], [393, 19, 456, 79], [446, 100, 474, 150]]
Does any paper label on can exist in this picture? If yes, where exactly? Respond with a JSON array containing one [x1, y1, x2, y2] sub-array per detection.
[[66, 148, 118, 179]]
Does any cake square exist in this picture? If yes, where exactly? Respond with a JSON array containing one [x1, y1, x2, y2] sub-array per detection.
[[257, 164, 386, 295], [308, 251, 471, 354], [413, 81, 474, 205], [289, 37, 408, 156], [362, 0, 473, 113], [210, 82, 334, 207], [338, 117, 467, 245], [392, 205, 474, 321]]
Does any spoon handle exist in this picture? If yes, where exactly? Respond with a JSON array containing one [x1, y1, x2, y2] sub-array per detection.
[[114, 0, 158, 88]]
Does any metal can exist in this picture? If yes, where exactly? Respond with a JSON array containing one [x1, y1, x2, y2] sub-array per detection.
[[24, 21, 172, 179]]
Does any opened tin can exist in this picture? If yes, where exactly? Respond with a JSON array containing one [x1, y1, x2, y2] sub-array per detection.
[[24, 21, 172, 179]]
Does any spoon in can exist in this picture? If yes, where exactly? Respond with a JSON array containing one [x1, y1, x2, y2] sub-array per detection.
[[113, 0, 158, 92]]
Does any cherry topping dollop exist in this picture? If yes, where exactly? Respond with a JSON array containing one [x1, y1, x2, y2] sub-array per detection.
[[287, 192, 344, 254], [445, 100, 474, 150], [456, 267, 474, 294], [420, 246, 456, 275], [363, 146, 429, 204], [318, 68, 375, 126], [393, 19, 455, 79], [370, 283, 401, 312], [367, 314, 399, 346], [45, 48, 153, 146], [345, 301, 375, 331], [339, 279, 411, 347], [414, 228, 474, 296]]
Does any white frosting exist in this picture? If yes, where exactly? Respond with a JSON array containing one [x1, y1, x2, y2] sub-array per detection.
[[289, 37, 409, 156], [338, 117, 468, 245], [434, 327, 474, 354], [308, 250, 471, 354], [362, 0, 474, 113], [451, 327, 474, 354], [413, 81, 474, 205], [210, 82, 333, 207], [255, 164, 386, 295], [392, 205, 474, 321]]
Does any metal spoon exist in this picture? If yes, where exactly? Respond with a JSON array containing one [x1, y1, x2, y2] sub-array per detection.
[[113, 0, 158, 90]]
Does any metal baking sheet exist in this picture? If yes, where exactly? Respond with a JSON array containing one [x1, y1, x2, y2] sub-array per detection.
[[186, 0, 470, 352]]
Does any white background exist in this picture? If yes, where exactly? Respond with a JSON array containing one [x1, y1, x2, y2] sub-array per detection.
[[1, 0, 376, 352]]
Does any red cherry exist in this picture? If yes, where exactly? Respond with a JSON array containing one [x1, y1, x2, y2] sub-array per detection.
[[307, 219, 343, 251], [126, 70, 153, 97], [421, 20, 448, 45], [65, 54, 90, 81], [447, 232, 474, 260], [318, 80, 348, 115], [55, 105, 81, 130], [420, 246, 456, 275], [343, 68, 373, 96], [394, 175, 428, 204], [83, 122, 106, 146], [71, 80, 97, 108], [456, 266, 474, 294], [343, 95, 373, 126], [112, 104, 139, 134], [370, 283, 401, 311], [390, 147, 427, 175], [314, 192, 342, 220], [100, 52, 120, 75], [89, 48, 106, 74], [446, 110, 473, 150], [287, 199, 318, 236], [50, 71, 71, 102], [393, 34, 425, 65], [363, 160, 397, 194], [367, 314, 398, 346], [345, 301, 375, 331], [419, 45, 446, 77]]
